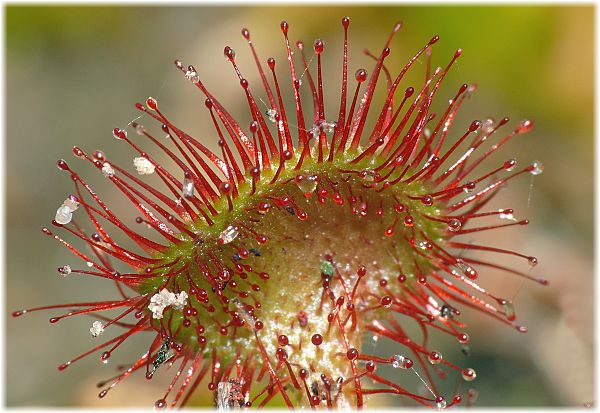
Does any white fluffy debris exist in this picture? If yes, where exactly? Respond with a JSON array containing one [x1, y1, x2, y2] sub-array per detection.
[[148, 289, 188, 319], [90, 321, 105, 337], [133, 157, 155, 175]]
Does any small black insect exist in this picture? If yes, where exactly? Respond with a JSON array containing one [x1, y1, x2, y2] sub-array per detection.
[[440, 304, 454, 318], [311, 381, 319, 397], [152, 339, 171, 371]]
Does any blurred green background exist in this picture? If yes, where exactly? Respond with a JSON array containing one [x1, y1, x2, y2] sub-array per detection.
[[5, 5, 594, 407]]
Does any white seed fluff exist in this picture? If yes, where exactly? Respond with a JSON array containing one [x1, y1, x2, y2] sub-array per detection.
[[133, 157, 155, 175], [172, 291, 188, 310], [102, 162, 115, 178], [148, 289, 188, 319], [89, 321, 105, 337]]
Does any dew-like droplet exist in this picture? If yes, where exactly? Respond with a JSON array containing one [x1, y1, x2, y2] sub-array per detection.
[[185, 66, 199, 83], [418, 241, 431, 251], [428, 351, 443, 365], [457, 332, 470, 344], [516, 119, 534, 134], [309, 124, 320, 139], [155, 399, 167, 410], [322, 121, 337, 133], [257, 202, 270, 215], [385, 225, 395, 237], [182, 175, 194, 198], [100, 351, 111, 364], [463, 181, 476, 193], [529, 160, 544, 176], [58, 361, 71, 371], [146, 97, 158, 111], [92, 150, 105, 161], [313, 39, 324, 54], [218, 225, 239, 245], [57, 159, 69, 171], [421, 195, 433, 206], [391, 354, 413, 369], [436, 396, 447, 410], [456, 260, 478, 279], [276, 347, 288, 361], [381, 296, 392, 308], [504, 158, 517, 171], [447, 219, 462, 232], [499, 208, 515, 220], [346, 348, 359, 361], [223, 46, 236, 61], [482, 117, 495, 133], [461, 368, 477, 381], [500, 299, 516, 321], [278, 334, 289, 346], [355, 68, 367, 83], [365, 360, 376, 372], [112, 128, 127, 140], [295, 174, 318, 196], [311, 333, 323, 346], [528, 256, 538, 267]]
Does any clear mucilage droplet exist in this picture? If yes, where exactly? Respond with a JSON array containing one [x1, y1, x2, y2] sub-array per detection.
[[391, 354, 412, 369], [428, 351, 443, 365], [322, 121, 337, 133], [309, 125, 320, 139], [55, 205, 72, 225], [482, 117, 495, 134], [447, 219, 462, 232], [296, 175, 318, 196], [182, 177, 194, 198], [462, 368, 477, 381], [361, 169, 377, 185], [218, 225, 239, 245], [55, 196, 79, 225], [185, 68, 199, 83], [501, 300, 516, 321], [499, 209, 515, 220], [455, 260, 477, 279], [530, 160, 544, 175]]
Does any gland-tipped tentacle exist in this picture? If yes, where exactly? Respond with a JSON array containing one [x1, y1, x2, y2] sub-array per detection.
[[16, 18, 543, 410]]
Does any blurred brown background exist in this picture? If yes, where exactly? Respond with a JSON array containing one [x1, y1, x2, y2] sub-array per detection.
[[5, 5, 594, 407]]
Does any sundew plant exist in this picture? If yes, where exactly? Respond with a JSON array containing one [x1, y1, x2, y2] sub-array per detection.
[[13, 17, 545, 409]]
